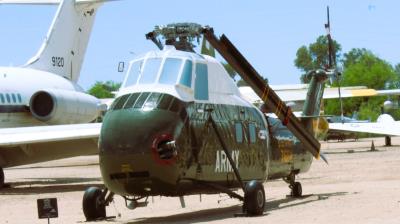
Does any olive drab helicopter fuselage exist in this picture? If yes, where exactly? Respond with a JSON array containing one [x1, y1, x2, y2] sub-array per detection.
[[82, 23, 328, 220]]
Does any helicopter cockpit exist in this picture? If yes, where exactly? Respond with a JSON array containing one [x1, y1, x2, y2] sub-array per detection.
[[116, 23, 246, 108], [119, 48, 210, 101], [118, 45, 243, 106]]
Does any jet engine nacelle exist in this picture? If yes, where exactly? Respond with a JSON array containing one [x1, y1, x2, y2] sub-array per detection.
[[29, 89, 100, 124]]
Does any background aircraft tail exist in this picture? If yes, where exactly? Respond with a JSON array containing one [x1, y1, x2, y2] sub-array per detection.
[[8, 0, 105, 82], [301, 70, 329, 136]]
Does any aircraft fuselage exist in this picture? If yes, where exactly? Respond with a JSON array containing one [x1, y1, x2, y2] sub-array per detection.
[[99, 92, 313, 196], [0, 67, 100, 128]]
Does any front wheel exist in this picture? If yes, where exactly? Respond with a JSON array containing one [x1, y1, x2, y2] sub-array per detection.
[[82, 187, 106, 221], [243, 180, 265, 216]]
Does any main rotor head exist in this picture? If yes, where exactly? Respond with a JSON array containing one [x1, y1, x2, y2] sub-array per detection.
[[145, 22, 206, 52]]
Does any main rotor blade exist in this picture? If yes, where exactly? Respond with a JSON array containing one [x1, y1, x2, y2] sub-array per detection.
[[202, 27, 321, 159]]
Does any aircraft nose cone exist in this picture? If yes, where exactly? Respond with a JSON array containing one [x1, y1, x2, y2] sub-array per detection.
[[97, 92, 188, 195], [100, 108, 183, 154]]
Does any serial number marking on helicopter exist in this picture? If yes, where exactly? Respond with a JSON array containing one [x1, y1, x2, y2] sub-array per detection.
[[121, 164, 133, 172], [215, 150, 240, 173]]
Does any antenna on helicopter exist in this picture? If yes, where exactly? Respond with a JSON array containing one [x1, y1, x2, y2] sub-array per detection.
[[325, 6, 344, 123], [145, 23, 204, 52]]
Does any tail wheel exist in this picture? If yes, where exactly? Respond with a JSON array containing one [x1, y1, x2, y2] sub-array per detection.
[[243, 180, 265, 216], [82, 187, 106, 221], [291, 182, 302, 197]]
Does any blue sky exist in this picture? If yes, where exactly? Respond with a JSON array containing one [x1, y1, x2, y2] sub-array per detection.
[[0, 0, 399, 90]]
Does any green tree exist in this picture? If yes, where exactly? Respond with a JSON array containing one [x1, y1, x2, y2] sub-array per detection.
[[392, 63, 400, 88], [341, 50, 396, 89], [236, 77, 268, 87], [342, 48, 368, 68], [223, 63, 237, 79], [294, 35, 341, 83], [325, 49, 396, 120], [88, 81, 121, 99]]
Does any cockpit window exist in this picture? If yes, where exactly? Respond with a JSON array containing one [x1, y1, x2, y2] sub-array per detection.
[[179, 60, 193, 88], [138, 58, 162, 84], [159, 58, 182, 85], [124, 60, 143, 87], [194, 63, 209, 100], [133, 92, 150, 109], [143, 92, 162, 111]]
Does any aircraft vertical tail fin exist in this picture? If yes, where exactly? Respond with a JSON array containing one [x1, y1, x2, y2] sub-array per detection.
[[23, 0, 103, 82], [301, 70, 328, 135]]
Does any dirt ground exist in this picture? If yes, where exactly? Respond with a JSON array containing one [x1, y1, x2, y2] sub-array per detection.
[[1, 137, 400, 224]]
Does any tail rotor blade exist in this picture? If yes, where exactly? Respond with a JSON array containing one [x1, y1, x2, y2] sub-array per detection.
[[325, 6, 344, 123]]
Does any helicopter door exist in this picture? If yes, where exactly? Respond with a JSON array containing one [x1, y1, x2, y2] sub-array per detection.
[[194, 63, 208, 100]]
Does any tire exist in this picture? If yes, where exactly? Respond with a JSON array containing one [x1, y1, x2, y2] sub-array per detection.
[[82, 187, 106, 221], [291, 182, 302, 197], [244, 180, 265, 216], [0, 167, 4, 189]]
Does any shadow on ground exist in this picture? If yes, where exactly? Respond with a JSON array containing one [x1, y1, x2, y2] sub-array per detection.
[[0, 177, 102, 195], [122, 191, 353, 223]]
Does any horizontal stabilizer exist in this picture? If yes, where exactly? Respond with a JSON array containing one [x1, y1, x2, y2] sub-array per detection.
[[0, 0, 119, 4]]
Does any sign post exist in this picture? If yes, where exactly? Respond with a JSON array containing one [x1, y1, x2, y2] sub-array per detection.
[[37, 198, 58, 224]]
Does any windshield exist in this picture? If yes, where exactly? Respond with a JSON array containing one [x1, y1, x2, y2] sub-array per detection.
[[159, 58, 183, 85], [138, 58, 162, 84], [124, 60, 143, 87], [123, 57, 194, 88]]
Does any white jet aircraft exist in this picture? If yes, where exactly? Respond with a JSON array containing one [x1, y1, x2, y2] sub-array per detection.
[[329, 114, 400, 136], [0, 0, 115, 187]]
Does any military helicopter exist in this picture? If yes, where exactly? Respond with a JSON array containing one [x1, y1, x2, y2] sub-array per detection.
[[82, 22, 334, 220]]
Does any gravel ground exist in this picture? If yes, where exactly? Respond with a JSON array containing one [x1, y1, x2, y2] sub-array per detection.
[[1, 137, 400, 224]]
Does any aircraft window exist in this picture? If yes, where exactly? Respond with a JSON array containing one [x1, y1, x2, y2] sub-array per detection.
[[123, 93, 140, 109], [157, 94, 174, 110], [194, 63, 209, 100], [235, 122, 243, 143], [113, 94, 131, 110], [11, 94, 16, 103], [17, 94, 22, 103], [5, 94, 10, 103], [143, 92, 162, 111], [179, 60, 193, 87], [0, 94, 4, 103], [124, 60, 143, 87], [109, 97, 121, 110], [169, 98, 182, 113], [159, 58, 182, 85], [138, 58, 162, 84], [133, 92, 150, 109], [249, 123, 257, 143]]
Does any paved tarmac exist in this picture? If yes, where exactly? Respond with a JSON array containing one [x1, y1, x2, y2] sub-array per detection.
[[1, 137, 400, 223]]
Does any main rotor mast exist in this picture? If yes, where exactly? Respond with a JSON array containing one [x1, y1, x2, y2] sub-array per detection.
[[145, 22, 205, 52]]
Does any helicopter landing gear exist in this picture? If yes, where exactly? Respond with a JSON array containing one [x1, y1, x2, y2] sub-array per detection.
[[290, 182, 302, 197], [285, 172, 302, 198], [243, 180, 265, 216], [82, 187, 114, 221], [208, 115, 265, 216]]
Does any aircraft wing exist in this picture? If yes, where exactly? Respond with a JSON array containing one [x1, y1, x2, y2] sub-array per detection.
[[0, 0, 119, 4], [239, 86, 400, 103], [329, 121, 400, 136], [0, 123, 101, 146], [0, 123, 101, 167]]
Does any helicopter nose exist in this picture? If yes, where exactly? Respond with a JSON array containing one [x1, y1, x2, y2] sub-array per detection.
[[98, 92, 187, 195]]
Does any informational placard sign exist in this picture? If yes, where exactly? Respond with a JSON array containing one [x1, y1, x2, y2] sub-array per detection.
[[37, 198, 58, 221]]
